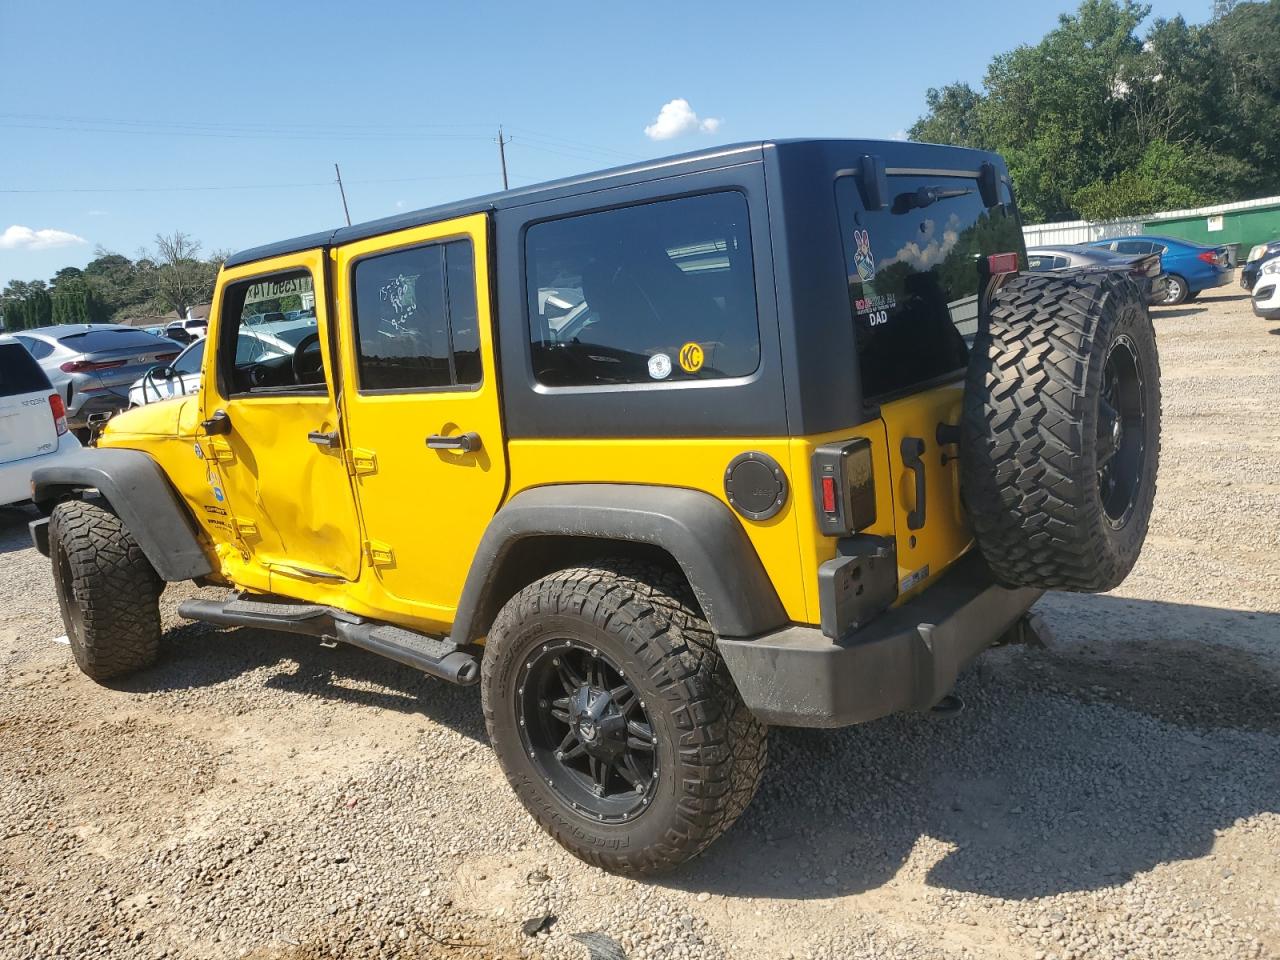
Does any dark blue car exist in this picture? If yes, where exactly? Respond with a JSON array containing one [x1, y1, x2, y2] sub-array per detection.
[[1089, 235, 1231, 305]]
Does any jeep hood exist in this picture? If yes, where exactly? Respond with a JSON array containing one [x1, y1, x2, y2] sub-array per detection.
[[102, 396, 198, 438]]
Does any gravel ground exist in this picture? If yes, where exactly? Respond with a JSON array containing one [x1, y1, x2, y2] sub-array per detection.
[[1, 288, 1278, 960]]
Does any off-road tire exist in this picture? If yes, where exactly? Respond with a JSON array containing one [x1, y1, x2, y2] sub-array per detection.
[[49, 499, 163, 681], [961, 270, 1161, 592], [482, 560, 767, 874]]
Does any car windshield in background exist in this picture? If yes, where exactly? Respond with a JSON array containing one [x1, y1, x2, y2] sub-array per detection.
[[56, 328, 166, 353], [834, 173, 1025, 401], [0, 342, 52, 396]]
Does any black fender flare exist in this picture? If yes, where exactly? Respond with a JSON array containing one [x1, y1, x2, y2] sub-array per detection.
[[452, 483, 788, 643], [31, 448, 214, 582]]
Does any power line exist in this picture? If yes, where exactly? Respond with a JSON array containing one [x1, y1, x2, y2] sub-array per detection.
[[0, 172, 498, 195]]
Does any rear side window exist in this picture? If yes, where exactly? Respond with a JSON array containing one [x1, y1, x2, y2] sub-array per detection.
[[0, 343, 52, 396], [351, 239, 480, 391], [526, 192, 759, 387], [1115, 240, 1155, 254], [56, 328, 162, 353], [15, 336, 54, 360], [834, 173, 1025, 401]]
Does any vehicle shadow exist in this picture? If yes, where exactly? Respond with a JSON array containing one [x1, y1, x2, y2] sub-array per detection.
[[661, 594, 1280, 902], [0, 505, 38, 556], [120, 616, 488, 743], [1151, 306, 1206, 319]]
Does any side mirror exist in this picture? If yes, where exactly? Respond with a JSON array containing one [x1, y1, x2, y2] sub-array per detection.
[[200, 409, 232, 436]]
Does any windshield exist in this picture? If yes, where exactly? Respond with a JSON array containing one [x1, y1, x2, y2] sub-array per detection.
[[835, 172, 1024, 401]]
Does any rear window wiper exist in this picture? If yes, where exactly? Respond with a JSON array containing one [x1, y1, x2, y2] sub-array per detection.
[[894, 185, 974, 213]]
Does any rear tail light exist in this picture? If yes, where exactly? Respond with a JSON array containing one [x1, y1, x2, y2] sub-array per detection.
[[1197, 251, 1218, 265], [48, 393, 68, 436], [987, 252, 1020, 275], [156, 352, 178, 362], [60, 358, 126, 373], [813, 439, 876, 536]]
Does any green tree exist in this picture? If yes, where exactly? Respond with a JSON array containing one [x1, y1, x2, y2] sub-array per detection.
[[908, 0, 1280, 221]]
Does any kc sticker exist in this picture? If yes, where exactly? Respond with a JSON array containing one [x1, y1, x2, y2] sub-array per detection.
[[647, 352, 672, 380], [678, 342, 704, 373]]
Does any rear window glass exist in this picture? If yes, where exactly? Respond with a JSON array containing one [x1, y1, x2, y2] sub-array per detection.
[[835, 174, 1025, 401], [0, 343, 52, 396], [56, 328, 164, 353], [526, 192, 759, 387]]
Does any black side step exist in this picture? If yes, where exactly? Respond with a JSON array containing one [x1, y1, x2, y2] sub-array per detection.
[[177, 596, 480, 686]]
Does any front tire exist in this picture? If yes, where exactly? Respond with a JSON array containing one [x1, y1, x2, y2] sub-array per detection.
[[481, 561, 766, 874], [50, 499, 163, 681]]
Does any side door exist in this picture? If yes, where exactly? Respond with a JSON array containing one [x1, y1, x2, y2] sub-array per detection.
[[200, 250, 363, 592], [334, 213, 507, 628]]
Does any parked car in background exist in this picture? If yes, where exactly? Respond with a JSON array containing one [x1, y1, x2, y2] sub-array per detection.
[[13, 325, 179, 430], [127, 321, 318, 407], [1242, 239, 1280, 291], [1251, 255, 1280, 319], [164, 318, 208, 345], [0, 335, 81, 507], [1088, 235, 1232, 305], [1027, 244, 1169, 305]]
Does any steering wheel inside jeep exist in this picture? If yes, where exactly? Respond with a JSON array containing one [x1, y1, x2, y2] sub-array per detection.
[[292, 332, 325, 384]]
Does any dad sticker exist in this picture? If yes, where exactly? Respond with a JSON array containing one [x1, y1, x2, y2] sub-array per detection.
[[678, 342, 704, 373], [647, 352, 672, 380]]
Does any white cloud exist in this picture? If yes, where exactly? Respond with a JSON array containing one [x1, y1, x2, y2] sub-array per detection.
[[0, 225, 88, 251], [890, 213, 962, 270], [890, 129, 909, 141], [86, 209, 109, 217], [643, 99, 724, 140]]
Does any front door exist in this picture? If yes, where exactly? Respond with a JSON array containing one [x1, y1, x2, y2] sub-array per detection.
[[334, 213, 508, 629], [201, 250, 362, 592]]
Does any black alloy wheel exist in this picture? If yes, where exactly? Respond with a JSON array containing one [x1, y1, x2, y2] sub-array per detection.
[[517, 640, 659, 822], [1096, 334, 1147, 529]]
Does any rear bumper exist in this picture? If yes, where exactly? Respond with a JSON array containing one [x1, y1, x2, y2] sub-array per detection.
[[0, 433, 84, 507], [717, 553, 1041, 728], [66, 390, 129, 429], [1191, 269, 1233, 293]]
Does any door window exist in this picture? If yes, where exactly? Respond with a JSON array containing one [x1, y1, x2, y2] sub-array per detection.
[[525, 192, 760, 387], [1114, 239, 1154, 254], [351, 239, 480, 391], [172, 340, 205, 375], [215, 270, 325, 396]]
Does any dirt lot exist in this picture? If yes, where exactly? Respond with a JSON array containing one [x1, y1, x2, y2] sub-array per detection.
[[2, 288, 1278, 960]]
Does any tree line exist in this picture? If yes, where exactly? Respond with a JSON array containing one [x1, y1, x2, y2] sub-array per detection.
[[1, 232, 226, 331], [909, 0, 1280, 222]]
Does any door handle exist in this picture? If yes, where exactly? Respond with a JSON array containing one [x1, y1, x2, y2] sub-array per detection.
[[307, 429, 340, 448], [426, 431, 481, 453], [901, 437, 926, 530]]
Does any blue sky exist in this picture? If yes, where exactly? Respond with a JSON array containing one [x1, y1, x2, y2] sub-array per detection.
[[1, 0, 1205, 289]]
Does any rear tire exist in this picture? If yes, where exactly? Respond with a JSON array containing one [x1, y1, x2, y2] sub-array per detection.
[[961, 271, 1161, 592], [50, 500, 163, 681], [481, 560, 766, 874], [1160, 274, 1188, 305]]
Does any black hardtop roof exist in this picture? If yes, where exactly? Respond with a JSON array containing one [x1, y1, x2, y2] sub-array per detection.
[[224, 137, 1002, 269]]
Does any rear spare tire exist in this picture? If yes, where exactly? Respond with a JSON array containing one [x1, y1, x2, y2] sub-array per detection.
[[50, 499, 163, 680], [961, 271, 1160, 592]]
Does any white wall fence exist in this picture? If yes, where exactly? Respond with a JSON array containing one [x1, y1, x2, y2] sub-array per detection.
[[1022, 194, 1280, 248]]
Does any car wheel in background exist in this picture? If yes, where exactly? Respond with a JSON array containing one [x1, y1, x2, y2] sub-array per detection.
[[1160, 274, 1188, 305]]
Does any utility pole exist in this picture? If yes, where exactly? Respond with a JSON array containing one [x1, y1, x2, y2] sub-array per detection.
[[334, 162, 351, 226], [496, 126, 512, 190]]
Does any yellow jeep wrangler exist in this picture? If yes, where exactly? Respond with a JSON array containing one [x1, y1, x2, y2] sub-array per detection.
[[30, 139, 1160, 873]]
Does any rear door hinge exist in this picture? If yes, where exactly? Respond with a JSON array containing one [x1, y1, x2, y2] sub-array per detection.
[[207, 439, 235, 462], [364, 540, 394, 565], [345, 447, 377, 476]]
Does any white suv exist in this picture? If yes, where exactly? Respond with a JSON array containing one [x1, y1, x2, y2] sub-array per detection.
[[0, 335, 82, 507], [1252, 255, 1280, 319]]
